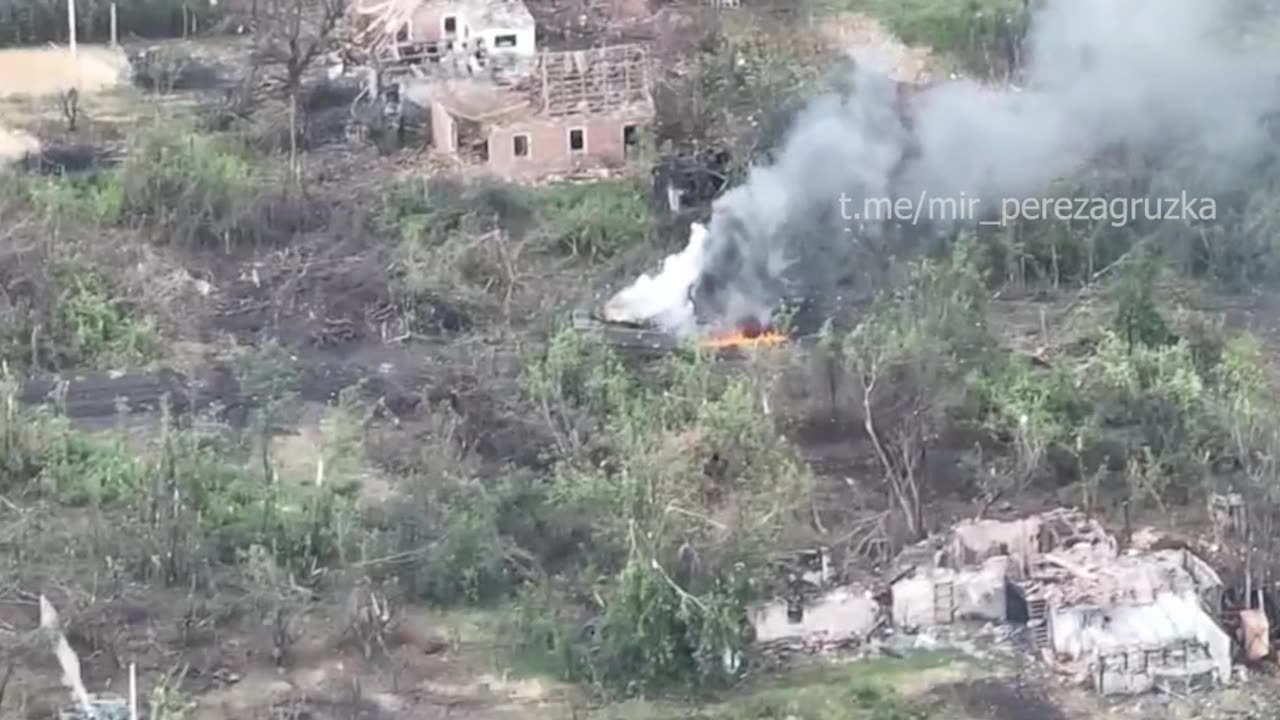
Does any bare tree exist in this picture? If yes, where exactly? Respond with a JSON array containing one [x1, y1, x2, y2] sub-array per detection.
[[841, 291, 971, 542], [253, 0, 348, 92], [846, 329, 927, 541], [251, 0, 349, 179], [60, 88, 78, 132]]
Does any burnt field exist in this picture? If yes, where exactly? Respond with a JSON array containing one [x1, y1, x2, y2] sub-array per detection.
[[5, 1, 1280, 719]]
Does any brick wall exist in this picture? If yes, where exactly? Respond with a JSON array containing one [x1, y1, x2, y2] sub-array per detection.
[[431, 102, 456, 152], [485, 111, 649, 179]]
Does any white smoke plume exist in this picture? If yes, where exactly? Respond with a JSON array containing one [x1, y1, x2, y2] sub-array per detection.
[[606, 0, 1280, 335], [603, 222, 709, 336]]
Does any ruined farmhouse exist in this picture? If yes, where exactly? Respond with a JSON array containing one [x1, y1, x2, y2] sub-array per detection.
[[349, 0, 653, 179], [753, 509, 1247, 697]]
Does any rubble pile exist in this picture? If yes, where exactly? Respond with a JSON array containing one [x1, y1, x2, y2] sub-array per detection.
[[749, 507, 1257, 699]]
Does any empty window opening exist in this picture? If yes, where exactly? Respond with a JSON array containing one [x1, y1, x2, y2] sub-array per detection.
[[456, 118, 489, 164], [623, 124, 639, 158], [443, 16, 457, 34], [446, 40, 454, 51], [513, 134, 530, 157], [495, 34, 517, 48], [568, 128, 585, 153], [786, 600, 804, 624]]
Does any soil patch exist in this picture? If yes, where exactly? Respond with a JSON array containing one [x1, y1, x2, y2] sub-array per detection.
[[928, 678, 1071, 720], [0, 45, 131, 99], [0, 125, 39, 164]]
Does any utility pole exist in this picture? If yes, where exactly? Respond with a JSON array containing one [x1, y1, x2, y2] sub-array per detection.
[[67, 0, 78, 59], [110, 3, 118, 46]]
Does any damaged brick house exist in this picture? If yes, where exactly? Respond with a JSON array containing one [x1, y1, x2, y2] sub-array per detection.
[[890, 509, 1234, 696], [351, 0, 653, 179], [350, 0, 537, 66], [1019, 547, 1230, 695], [424, 44, 653, 179]]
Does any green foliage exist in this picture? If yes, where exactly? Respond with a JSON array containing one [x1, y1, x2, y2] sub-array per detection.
[[711, 663, 938, 720], [43, 420, 145, 505], [388, 178, 650, 320], [395, 476, 514, 605], [390, 177, 651, 261], [0, 260, 165, 372], [0, 375, 43, 487], [1089, 331, 1208, 493], [868, 0, 1028, 77], [368, 404, 525, 607], [522, 327, 634, 445], [660, 15, 833, 162], [387, 178, 534, 246], [593, 556, 701, 692], [14, 124, 264, 247], [535, 179, 652, 260], [1113, 252, 1174, 350], [25, 173, 126, 226], [122, 125, 259, 245], [234, 341, 303, 404], [0, 376, 364, 580], [973, 357, 1083, 442], [834, 249, 991, 535], [507, 587, 585, 680], [49, 267, 159, 368], [844, 242, 990, 368], [1217, 334, 1268, 413], [1094, 332, 1203, 421], [588, 556, 753, 695], [1199, 168, 1280, 286], [517, 328, 811, 695]]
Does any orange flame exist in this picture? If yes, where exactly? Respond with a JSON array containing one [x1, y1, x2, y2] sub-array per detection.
[[701, 330, 788, 350]]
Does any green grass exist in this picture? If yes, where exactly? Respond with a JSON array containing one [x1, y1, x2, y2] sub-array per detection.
[[719, 653, 957, 720], [580, 652, 964, 720]]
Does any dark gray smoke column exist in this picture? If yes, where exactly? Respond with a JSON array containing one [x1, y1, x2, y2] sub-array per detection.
[[688, 0, 1280, 332], [690, 63, 912, 331]]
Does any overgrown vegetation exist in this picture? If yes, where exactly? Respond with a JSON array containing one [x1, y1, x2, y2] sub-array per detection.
[[656, 13, 836, 176], [866, 0, 1029, 78], [386, 176, 653, 324], [9, 3, 1280, 717]]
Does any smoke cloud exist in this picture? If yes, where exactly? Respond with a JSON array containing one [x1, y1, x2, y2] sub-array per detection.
[[606, 0, 1280, 337]]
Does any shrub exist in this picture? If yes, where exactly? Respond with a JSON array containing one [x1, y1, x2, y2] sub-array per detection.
[[42, 420, 145, 505], [587, 556, 753, 694], [25, 173, 126, 226], [517, 329, 811, 695], [50, 267, 159, 368], [973, 356, 1083, 443], [534, 179, 653, 260], [869, 0, 1029, 78], [121, 125, 262, 245]]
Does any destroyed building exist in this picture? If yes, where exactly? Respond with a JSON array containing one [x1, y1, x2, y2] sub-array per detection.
[[888, 509, 1233, 696], [349, 0, 653, 179], [350, 0, 536, 68], [751, 586, 880, 659], [1021, 547, 1229, 695], [420, 45, 652, 178]]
